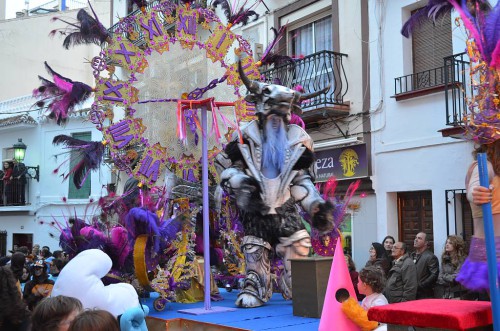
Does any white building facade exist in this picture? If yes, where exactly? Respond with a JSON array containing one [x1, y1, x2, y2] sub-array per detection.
[[368, 0, 475, 259]]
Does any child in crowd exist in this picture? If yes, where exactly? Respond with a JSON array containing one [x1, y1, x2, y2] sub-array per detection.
[[69, 309, 120, 331], [31, 295, 83, 331], [342, 266, 388, 331]]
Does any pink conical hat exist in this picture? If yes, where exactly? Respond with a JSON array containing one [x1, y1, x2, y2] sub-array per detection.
[[319, 237, 359, 331]]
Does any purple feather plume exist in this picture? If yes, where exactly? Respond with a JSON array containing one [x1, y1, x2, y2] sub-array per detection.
[[401, 0, 490, 38], [109, 226, 131, 267], [124, 207, 161, 254], [159, 217, 182, 243], [79, 226, 107, 250], [33, 62, 93, 125], [50, 1, 109, 49], [290, 113, 305, 129], [52, 134, 105, 189], [259, 26, 294, 67], [319, 177, 361, 231], [59, 227, 76, 256], [211, 0, 259, 27], [482, 1, 500, 66]]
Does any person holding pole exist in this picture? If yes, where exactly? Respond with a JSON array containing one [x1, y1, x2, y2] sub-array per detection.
[[458, 145, 500, 291]]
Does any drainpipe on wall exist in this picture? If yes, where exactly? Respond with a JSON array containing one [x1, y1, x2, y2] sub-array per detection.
[[0, 0, 6, 20]]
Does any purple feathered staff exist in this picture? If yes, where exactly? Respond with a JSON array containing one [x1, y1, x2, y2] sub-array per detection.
[[50, 0, 110, 49], [310, 177, 361, 256], [33, 62, 94, 125], [52, 134, 106, 189]]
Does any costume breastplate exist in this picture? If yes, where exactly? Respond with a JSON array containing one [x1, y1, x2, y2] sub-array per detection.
[[260, 174, 291, 214]]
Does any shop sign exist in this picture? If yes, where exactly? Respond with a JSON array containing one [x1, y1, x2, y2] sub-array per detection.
[[314, 143, 368, 182]]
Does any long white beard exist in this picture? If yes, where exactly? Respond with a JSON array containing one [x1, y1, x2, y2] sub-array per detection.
[[262, 118, 287, 173]]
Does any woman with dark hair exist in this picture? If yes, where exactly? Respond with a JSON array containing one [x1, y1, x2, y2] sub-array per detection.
[[20, 266, 31, 287], [0, 266, 31, 331], [69, 309, 119, 331], [2, 161, 13, 205], [0, 167, 4, 205], [365, 242, 391, 276], [32, 296, 83, 331], [345, 254, 365, 301], [435, 235, 467, 299], [382, 235, 395, 264]]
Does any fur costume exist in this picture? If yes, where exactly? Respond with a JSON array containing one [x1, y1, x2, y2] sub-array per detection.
[[216, 61, 331, 307]]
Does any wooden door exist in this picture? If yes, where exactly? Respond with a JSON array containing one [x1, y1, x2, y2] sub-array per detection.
[[398, 191, 434, 252]]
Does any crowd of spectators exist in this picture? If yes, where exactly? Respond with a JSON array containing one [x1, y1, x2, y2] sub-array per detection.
[[347, 231, 484, 305], [0, 244, 124, 331]]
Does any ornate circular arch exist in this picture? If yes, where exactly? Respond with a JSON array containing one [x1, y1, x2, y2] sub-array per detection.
[[90, 1, 259, 187]]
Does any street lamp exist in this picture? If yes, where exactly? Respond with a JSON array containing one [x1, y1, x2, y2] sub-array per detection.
[[12, 138, 39, 182]]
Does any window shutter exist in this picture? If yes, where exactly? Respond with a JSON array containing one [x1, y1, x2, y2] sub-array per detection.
[[412, 10, 452, 74], [68, 132, 92, 199]]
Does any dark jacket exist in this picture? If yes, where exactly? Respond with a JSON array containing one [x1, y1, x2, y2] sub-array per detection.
[[365, 242, 391, 276], [434, 255, 465, 299], [365, 258, 391, 277], [384, 253, 417, 303], [12, 163, 27, 184], [411, 249, 439, 299], [23, 274, 54, 310]]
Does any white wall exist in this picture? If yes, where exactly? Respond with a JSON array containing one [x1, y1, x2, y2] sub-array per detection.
[[351, 194, 378, 268]]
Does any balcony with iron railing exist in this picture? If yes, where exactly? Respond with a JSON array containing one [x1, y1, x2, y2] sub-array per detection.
[[441, 53, 471, 138], [394, 53, 466, 99], [260, 50, 350, 125], [393, 53, 471, 138], [443, 53, 471, 126], [0, 176, 36, 210]]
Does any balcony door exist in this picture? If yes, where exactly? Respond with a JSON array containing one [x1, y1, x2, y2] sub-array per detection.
[[287, 14, 333, 107], [289, 15, 332, 57], [12, 233, 33, 252]]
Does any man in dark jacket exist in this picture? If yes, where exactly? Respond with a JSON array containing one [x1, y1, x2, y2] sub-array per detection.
[[411, 232, 439, 299], [12, 159, 27, 205], [385, 242, 417, 303]]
